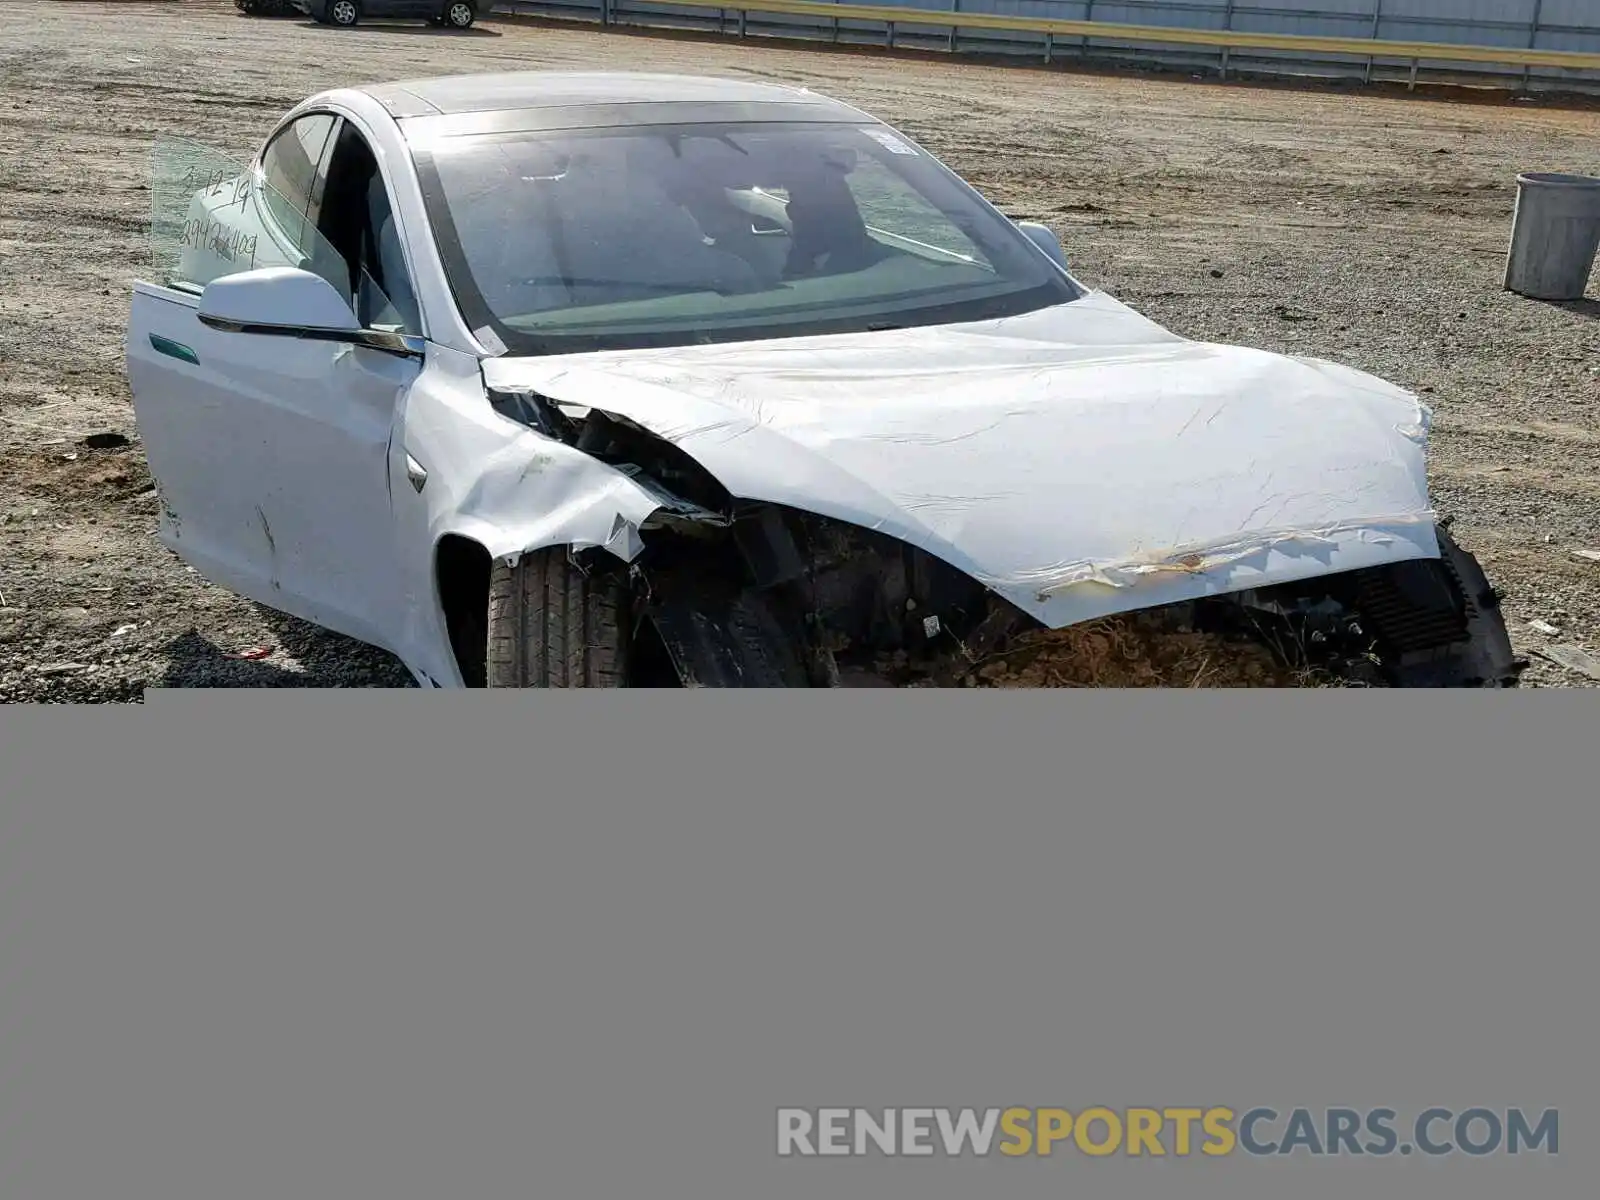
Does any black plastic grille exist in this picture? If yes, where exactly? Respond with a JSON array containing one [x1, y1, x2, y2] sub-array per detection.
[[1353, 560, 1474, 653]]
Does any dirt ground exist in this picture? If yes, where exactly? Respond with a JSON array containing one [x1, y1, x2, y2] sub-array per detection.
[[3, 0, 1599, 696]]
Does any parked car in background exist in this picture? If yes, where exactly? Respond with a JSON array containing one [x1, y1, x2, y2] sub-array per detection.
[[292, 0, 479, 27]]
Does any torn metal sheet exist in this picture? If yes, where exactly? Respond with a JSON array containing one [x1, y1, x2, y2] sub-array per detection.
[[613, 463, 732, 529], [483, 290, 1440, 630], [450, 431, 665, 564], [1005, 514, 1439, 600]]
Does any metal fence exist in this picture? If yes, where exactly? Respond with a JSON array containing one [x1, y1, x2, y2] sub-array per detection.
[[490, 0, 1600, 94]]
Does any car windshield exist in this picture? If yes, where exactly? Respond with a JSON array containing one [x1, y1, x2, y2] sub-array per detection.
[[411, 120, 1082, 355]]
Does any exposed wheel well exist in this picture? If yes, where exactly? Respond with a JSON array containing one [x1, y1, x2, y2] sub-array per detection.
[[436, 534, 491, 688]]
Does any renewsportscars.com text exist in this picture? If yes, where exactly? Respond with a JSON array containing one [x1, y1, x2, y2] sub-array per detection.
[[776, 1106, 1559, 1158]]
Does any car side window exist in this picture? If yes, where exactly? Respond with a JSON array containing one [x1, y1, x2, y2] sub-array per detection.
[[258, 113, 338, 257], [153, 126, 349, 294], [311, 121, 423, 335], [843, 155, 992, 269], [360, 174, 423, 334]]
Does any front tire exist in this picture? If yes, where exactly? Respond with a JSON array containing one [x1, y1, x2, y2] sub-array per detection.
[[487, 548, 628, 688], [443, 1, 476, 28], [328, 0, 359, 26]]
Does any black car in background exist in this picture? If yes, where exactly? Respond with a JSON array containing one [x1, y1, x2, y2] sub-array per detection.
[[288, 0, 480, 26]]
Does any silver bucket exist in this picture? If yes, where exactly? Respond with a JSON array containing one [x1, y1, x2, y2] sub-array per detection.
[[1504, 172, 1600, 301]]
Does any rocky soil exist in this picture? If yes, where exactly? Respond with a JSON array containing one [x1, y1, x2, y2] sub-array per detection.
[[3, 0, 1599, 696]]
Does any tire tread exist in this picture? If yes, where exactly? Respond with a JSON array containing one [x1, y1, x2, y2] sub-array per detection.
[[487, 549, 626, 688]]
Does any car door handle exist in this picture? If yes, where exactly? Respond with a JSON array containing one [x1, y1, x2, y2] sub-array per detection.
[[405, 453, 428, 493], [149, 333, 200, 365]]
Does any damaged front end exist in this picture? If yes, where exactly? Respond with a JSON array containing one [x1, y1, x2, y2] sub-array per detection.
[[486, 385, 1521, 689]]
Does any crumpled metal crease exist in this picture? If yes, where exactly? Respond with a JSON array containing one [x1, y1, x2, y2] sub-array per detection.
[[976, 510, 1441, 599], [452, 430, 664, 564], [478, 293, 1442, 629]]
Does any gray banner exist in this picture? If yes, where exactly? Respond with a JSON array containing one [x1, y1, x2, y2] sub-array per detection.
[[2, 692, 1593, 1199]]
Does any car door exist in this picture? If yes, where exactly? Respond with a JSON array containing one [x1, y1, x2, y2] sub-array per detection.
[[378, 0, 433, 18], [128, 113, 424, 654]]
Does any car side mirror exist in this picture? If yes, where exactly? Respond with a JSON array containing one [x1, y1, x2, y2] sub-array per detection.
[[197, 267, 423, 359], [1016, 221, 1068, 271]]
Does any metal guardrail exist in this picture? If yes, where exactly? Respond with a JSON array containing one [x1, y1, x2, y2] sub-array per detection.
[[610, 0, 1600, 83]]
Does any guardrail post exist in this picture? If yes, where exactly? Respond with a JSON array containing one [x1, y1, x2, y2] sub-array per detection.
[[886, 19, 895, 47], [1365, 0, 1382, 82], [1081, 0, 1094, 60], [738, 9, 746, 36], [1408, 57, 1419, 90], [1220, 0, 1235, 79], [1523, 0, 1546, 94], [949, 0, 957, 53], [1044, 31, 1053, 64]]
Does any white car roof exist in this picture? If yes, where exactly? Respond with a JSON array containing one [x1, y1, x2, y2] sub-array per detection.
[[359, 70, 866, 122]]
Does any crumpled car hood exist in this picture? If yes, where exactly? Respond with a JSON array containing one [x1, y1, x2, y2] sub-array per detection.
[[481, 291, 1440, 629]]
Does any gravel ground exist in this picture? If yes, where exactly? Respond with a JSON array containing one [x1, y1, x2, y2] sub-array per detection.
[[4, 0, 1600, 697]]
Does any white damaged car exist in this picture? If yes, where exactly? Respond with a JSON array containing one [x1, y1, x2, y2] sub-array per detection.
[[127, 71, 1518, 687]]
